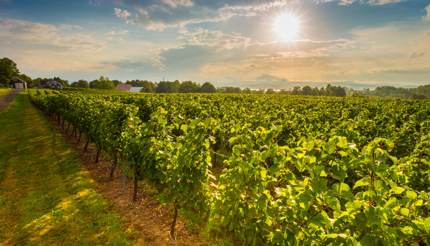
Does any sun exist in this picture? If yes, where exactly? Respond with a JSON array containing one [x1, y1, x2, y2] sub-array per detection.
[[272, 11, 301, 42]]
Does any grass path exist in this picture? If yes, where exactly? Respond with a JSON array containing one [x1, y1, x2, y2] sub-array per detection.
[[0, 94, 135, 245], [0, 89, 14, 110], [0, 88, 11, 97]]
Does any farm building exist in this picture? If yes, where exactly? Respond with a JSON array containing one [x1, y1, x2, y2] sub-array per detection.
[[130, 87, 143, 93], [116, 84, 132, 92], [116, 84, 143, 93], [9, 78, 27, 89], [38, 80, 64, 89]]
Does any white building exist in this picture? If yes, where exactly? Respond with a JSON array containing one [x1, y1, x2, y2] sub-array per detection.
[[129, 87, 143, 93], [10, 78, 27, 89]]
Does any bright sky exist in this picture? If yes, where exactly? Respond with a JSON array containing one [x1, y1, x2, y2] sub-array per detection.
[[0, 0, 429, 88]]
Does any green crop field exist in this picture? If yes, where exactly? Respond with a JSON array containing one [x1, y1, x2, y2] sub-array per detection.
[[27, 89, 430, 245]]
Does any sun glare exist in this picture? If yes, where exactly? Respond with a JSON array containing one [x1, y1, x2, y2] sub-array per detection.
[[272, 11, 301, 42]]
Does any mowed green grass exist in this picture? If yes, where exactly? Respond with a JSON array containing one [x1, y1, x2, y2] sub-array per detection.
[[0, 88, 11, 97], [0, 94, 135, 245]]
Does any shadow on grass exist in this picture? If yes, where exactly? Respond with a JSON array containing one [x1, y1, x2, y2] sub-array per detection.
[[0, 94, 135, 245]]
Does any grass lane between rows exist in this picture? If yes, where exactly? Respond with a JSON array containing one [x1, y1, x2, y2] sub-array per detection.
[[0, 88, 11, 97], [0, 93, 135, 245]]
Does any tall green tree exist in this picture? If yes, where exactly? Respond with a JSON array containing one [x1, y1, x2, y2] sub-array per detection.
[[200, 82, 216, 93], [71, 80, 89, 88], [156, 81, 180, 93], [140, 81, 157, 93], [179, 81, 200, 93], [0, 57, 20, 86], [217, 86, 241, 93], [90, 76, 115, 89], [19, 74, 32, 87]]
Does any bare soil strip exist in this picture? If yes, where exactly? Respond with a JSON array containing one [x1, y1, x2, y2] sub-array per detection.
[[46, 114, 208, 245]]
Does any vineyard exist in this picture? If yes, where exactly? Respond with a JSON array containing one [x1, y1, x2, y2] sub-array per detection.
[[29, 89, 430, 245]]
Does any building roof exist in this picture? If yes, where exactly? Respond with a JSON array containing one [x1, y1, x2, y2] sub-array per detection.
[[116, 84, 132, 91], [129, 87, 143, 93], [38, 80, 64, 89], [11, 77, 27, 84]]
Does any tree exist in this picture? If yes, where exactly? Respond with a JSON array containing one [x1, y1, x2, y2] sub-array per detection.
[[326, 84, 346, 97], [90, 76, 115, 89], [111, 80, 123, 87], [156, 81, 180, 93], [291, 85, 346, 97], [19, 74, 32, 87], [71, 80, 89, 88], [301, 86, 313, 95], [53, 77, 69, 87], [242, 88, 252, 94], [32, 78, 43, 88], [414, 84, 430, 98], [200, 82, 216, 93], [140, 81, 156, 93], [292, 86, 301, 95], [266, 88, 276, 94], [0, 57, 19, 86], [217, 86, 241, 93], [179, 81, 200, 93]]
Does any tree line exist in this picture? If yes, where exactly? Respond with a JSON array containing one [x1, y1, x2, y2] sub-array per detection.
[[289, 84, 347, 97], [362, 85, 430, 99], [1, 57, 429, 98]]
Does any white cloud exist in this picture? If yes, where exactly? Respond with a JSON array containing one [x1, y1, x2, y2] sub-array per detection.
[[161, 0, 193, 8], [106, 29, 129, 41], [178, 28, 251, 49], [116, 0, 408, 31], [0, 18, 103, 51], [0, 18, 110, 73], [424, 4, 430, 21], [116, 0, 292, 31], [316, 0, 404, 5], [365, 0, 403, 5], [157, 26, 355, 83], [160, 22, 429, 85], [114, 8, 131, 22], [88, 0, 102, 6]]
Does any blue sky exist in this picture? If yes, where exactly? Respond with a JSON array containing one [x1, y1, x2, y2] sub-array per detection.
[[0, 0, 429, 88]]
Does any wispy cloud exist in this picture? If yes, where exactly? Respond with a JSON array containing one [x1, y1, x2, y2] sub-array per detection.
[[0, 18, 103, 51], [158, 21, 428, 85], [178, 27, 252, 49], [114, 8, 131, 23], [114, 0, 413, 31], [161, 0, 194, 8], [89, 0, 102, 6], [115, 0, 293, 31], [424, 4, 430, 21], [316, 0, 405, 5]]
